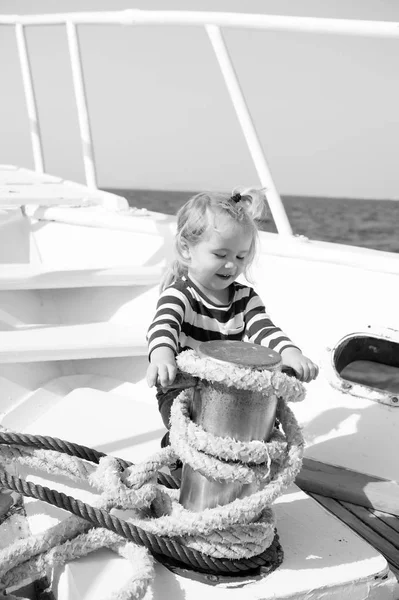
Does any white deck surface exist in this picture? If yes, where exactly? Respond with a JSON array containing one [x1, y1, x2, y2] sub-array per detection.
[[18, 386, 397, 600], [0, 323, 148, 363], [0, 165, 127, 209], [0, 264, 163, 289], [1, 164, 398, 598]]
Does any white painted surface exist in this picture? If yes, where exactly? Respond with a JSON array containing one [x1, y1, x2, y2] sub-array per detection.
[[0, 165, 62, 184], [65, 21, 98, 189], [19, 387, 396, 600], [205, 23, 293, 236], [1, 167, 399, 598], [0, 360, 65, 422], [249, 252, 399, 481], [0, 210, 39, 264], [2, 9, 399, 37], [0, 322, 148, 363], [27, 215, 174, 268], [0, 182, 109, 206], [15, 22, 45, 174], [0, 165, 128, 209], [0, 264, 164, 289], [0, 175, 398, 480], [28, 203, 399, 274]]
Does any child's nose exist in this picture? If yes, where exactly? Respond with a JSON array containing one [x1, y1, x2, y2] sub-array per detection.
[[225, 260, 234, 269]]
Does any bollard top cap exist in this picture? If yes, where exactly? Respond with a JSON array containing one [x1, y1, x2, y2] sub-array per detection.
[[197, 340, 281, 370]]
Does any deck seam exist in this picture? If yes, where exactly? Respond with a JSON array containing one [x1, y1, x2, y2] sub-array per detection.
[[309, 492, 399, 582]]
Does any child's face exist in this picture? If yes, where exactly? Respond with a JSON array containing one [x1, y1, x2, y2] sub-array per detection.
[[185, 215, 253, 298]]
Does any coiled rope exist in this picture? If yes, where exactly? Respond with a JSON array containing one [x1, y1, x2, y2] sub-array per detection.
[[0, 359, 304, 599]]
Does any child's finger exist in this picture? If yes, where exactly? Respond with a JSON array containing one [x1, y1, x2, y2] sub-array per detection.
[[310, 363, 319, 380], [301, 363, 310, 382], [146, 364, 158, 387], [167, 364, 177, 385], [157, 365, 171, 388], [293, 364, 304, 381]]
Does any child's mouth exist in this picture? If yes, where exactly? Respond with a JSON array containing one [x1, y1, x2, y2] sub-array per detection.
[[217, 273, 232, 279]]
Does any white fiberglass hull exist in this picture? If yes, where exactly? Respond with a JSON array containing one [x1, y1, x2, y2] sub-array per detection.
[[1, 201, 399, 481], [1, 180, 398, 600]]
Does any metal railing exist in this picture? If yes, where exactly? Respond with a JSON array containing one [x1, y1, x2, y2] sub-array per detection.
[[2, 9, 398, 234]]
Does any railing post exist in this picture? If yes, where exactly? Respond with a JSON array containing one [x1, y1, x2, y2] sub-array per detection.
[[15, 23, 45, 174], [206, 25, 293, 236], [66, 21, 98, 189]]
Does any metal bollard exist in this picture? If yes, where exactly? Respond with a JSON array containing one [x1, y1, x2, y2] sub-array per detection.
[[179, 340, 282, 512]]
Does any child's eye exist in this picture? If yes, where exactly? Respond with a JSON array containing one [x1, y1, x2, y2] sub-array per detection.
[[237, 256, 245, 261], [214, 253, 226, 258]]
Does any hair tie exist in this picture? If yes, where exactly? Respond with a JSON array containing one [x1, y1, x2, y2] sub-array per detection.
[[230, 193, 242, 203]]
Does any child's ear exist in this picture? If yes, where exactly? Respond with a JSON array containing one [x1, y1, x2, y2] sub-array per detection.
[[180, 240, 191, 261]]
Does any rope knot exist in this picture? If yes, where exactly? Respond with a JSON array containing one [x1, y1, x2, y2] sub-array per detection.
[[89, 455, 157, 510]]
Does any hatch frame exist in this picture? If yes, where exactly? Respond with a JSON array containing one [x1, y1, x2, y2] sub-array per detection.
[[324, 326, 399, 408]]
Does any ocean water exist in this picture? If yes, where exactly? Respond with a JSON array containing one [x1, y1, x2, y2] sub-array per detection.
[[107, 189, 399, 254]]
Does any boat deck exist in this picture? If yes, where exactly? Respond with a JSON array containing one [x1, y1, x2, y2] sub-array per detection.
[[3, 487, 399, 584], [1, 383, 398, 599], [1, 486, 399, 597], [1, 162, 398, 597], [307, 492, 399, 584]]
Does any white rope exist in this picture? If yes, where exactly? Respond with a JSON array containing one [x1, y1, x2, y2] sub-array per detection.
[[0, 359, 305, 598], [177, 349, 306, 402]]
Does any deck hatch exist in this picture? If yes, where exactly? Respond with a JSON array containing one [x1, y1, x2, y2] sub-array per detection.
[[327, 329, 399, 407]]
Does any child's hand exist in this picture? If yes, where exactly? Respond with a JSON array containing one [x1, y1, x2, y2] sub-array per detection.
[[281, 347, 319, 383], [146, 347, 177, 388], [146, 361, 177, 388]]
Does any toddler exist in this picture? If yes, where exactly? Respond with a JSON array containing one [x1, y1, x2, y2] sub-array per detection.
[[147, 188, 318, 430]]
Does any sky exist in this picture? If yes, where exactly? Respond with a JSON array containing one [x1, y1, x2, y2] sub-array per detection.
[[1, 0, 399, 199]]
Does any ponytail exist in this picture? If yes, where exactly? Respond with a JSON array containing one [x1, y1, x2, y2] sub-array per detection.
[[231, 186, 268, 221]]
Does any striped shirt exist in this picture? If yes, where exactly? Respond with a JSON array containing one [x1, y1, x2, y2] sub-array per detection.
[[147, 275, 298, 357]]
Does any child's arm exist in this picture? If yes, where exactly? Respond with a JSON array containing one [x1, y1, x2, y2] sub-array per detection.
[[146, 285, 186, 388], [244, 288, 318, 382], [146, 346, 177, 388]]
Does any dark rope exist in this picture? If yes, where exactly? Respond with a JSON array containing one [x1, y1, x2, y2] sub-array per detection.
[[0, 432, 282, 575], [0, 431, 179, 489]]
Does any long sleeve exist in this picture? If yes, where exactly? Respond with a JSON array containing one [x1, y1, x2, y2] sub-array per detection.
[[147, 286, 187, 358], [244, 288, 299, 354]]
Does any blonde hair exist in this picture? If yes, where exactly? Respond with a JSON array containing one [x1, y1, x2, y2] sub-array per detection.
[[160, 187, 268, 291]]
